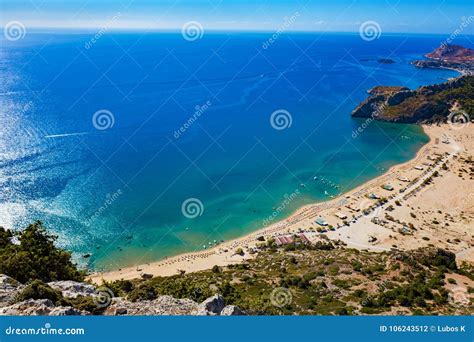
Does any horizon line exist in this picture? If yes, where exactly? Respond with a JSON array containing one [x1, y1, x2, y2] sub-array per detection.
[[2, 26, 473, 37]]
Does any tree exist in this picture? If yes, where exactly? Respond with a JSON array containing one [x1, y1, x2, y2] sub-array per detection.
[[0, 221, 85, 283]]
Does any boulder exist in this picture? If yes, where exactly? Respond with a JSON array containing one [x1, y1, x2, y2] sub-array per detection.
[[0, 274, 24, 307], [49, 306, 87, 316], [0, 299, 88, 316], [0, 299, 54, 315], [47, 280, 96, 298], [0, 274, 23, 292], [104, 296, 200, 316], [220, 305, 244, 316], [194, 294, 225, 316], [115, 307, 128, 315]]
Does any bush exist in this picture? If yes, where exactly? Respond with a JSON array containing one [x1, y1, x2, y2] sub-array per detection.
[[0, 222, 85, 283], [107, 279, 134, 297], [15, 280, 63, 304], [69, 296, 106, 315], [127, 283, 157, 302]]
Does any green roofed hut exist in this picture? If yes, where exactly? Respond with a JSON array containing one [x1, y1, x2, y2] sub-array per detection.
[[315, 217, 328, 226]]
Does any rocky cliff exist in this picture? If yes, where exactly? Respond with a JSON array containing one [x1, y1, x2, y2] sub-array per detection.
[[412, 44, 474, 74], [351, 75, 474, 123], [0, 274, 244, 316]]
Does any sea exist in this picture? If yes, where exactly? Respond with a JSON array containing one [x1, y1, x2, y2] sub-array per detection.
[[0, 31, 467, 271]]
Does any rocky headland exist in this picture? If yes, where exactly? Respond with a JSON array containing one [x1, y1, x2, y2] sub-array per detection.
[[412, 44, 474, 75], [352, 44, 474, 123], [351, 75, 473, 123]]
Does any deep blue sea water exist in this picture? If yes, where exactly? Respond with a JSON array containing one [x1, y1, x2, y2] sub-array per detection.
[[0, 31, 467, 270]]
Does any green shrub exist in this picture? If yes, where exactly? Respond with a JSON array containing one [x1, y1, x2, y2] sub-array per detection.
[[127, 283, 157, 302], [15, 280, 63, 304], [69, 296, 106, 315], [0, 222, 85, 283]]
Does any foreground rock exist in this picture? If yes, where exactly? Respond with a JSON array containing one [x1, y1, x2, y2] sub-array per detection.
[[0, 299, 87, 316], [0, 275, 24, 307], [0, 275, 245, 316], [220, 305, 245, 316], [47, 280, 96, 298], [104, 294, 243, 316], [193, 294, 225, 316], [105, 296, 200, 315]]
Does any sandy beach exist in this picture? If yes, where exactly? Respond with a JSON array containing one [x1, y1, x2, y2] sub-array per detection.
[[90, 123, 474, 283]]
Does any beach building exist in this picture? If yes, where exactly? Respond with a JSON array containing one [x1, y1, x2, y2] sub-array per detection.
[[298, 233, 311, 244], [335, 212, 347, 220], [275, 235, 294, 246], [382, 184, 394, 191], [315, 217, 328, 226], [368, 193, 380, 200]]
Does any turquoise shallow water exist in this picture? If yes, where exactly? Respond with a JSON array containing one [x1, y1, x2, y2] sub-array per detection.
[[0, 32, 465, 271]]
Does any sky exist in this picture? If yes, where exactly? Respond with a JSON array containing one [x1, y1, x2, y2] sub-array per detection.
[[1, 0, 473, 34]]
